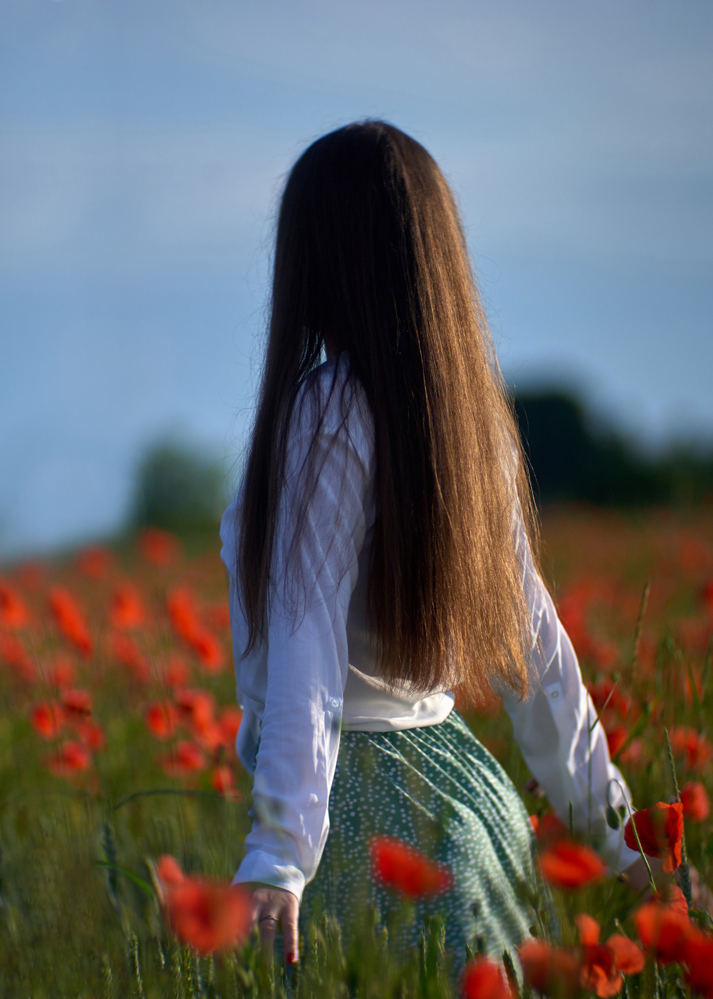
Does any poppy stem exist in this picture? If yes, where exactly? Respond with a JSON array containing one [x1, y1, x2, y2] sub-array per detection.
[[588, 678, 620, 735], [664, 727, 693, 908], [629, 580, 650, 680]]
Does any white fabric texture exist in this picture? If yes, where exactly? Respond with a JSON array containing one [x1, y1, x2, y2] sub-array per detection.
[[219, 352, 639, 902]]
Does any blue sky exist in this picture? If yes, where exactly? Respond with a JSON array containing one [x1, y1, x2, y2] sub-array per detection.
[[1, 0, 712, 558]]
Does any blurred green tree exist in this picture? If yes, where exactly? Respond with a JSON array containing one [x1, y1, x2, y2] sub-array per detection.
[[512, 387, 713, 507], [128, 440, 230, 534]]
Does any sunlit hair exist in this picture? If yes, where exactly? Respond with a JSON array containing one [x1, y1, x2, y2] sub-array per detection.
[[236, 119, 542, 704]]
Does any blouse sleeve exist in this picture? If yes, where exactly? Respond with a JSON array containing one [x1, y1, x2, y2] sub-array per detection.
[[231, 379, 373, 902], [496, 501, 641, 875]]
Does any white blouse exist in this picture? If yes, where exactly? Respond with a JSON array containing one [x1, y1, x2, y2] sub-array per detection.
[[219, 352, 640, 902]]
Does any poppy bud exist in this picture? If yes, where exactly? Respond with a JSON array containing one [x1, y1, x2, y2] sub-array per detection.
[[606, 805, 621, 830]]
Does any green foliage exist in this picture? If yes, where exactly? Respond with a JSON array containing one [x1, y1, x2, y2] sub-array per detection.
[[512, 387, 713, 506], [129, 440, 230, 534], [1, 509, 712, 995]]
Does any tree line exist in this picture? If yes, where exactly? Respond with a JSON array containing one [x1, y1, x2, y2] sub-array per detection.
[[512, 388, 713, 507], [129, 388, 713, 535]]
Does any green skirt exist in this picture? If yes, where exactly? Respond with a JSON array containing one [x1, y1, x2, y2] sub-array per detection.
[[300, 710, 549, 977]]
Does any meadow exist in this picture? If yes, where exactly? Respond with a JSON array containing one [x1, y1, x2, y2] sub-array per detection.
[[0, 503, 712, 998]]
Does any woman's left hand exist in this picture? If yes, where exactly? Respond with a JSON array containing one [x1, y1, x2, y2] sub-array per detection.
[[245, 883, 300, 965]]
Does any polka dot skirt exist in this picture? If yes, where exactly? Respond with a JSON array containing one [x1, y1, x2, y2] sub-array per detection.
[[300, 710, 554, 980]]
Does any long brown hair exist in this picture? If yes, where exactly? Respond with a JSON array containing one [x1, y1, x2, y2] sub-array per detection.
[[236, 119, 541, 704]]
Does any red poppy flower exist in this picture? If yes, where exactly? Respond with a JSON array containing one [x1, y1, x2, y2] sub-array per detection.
[[162, 876, 251, 955], [532, 812, 569, 847], [175, 689, 215, 730], [461, 957, 514, 999], [190, 630, 224, 673], [518, 939, 581, 998], [163, 655, 190, 688], [370, 836, 451, 897], [218, 707, 242, 748], [76, 545, 114, 579], [606, 935, 646, 976], [636, 634, 657, 674], [702, 580, 713, 616], [138, 527, 180, 567], [145, 701, 179, 740], [109, 584, 145, 630], [46, 740, 91, 777], [31, 701, 65, 739], [211, 766, 239, 796], [77, 718, 106, 751], [590, 639, 618, 672], [60, 688, 92, 718], [678, 536, 708, 572], [193, 719, 226, 752], [48, 655, 76, 688], [633, 885, 693, 964], [681, 929, 713, 996], [206, 601, 230, 630], [167, 588, 201, 644], [0, 633, 35, 682], [576, 913, 601, 944], [0, 581, 30, 629], [538, 839, 607, 890], [109, 632, 151, 683], [576, 914, 644, 997], [194, 708, 240, 753], [624, 803, 684, 872], [588, 678, 631, 721], [157, 854, 185, 887], [677, 619, 713, 658], [681, 782, 710, 823], [154, 856, 250, 952], [49, 588, 93, 658], [161, 741, 207, 777], [556, 581, 609, 663], [606, 726, 628, 758], [683, 668, 705, 707], [579, 942, 619, 997], [620, 738, 645, 769], [669, 726, 713, 772]]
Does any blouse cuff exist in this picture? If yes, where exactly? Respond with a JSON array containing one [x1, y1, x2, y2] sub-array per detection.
[[232, 850, 306, 902], [598, 826, 642, 876]]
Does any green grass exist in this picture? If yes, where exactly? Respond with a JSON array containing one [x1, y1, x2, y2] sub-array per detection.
[[1, 506, 713, 996]]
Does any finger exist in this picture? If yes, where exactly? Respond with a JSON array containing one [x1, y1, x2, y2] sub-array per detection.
[[258, 913, 279, 954], [281, 897, 299, 965]]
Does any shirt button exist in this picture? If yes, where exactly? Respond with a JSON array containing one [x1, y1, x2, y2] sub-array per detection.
[[551, 690, 559, 700], [328, 697, 341, 709]]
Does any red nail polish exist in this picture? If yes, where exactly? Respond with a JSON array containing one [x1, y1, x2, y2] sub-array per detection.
[[287, 952, 298, 965]]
